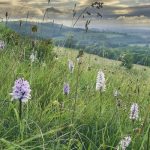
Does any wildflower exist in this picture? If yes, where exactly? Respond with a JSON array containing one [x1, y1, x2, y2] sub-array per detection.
[[11, 78, 31, 102], [114, 90, 120, 97], [63, 83, 70, 95], [68, 60, 74, 73], [30, 52, 37, 63], [96, 70, 106, 92], [117, 136, 131, 150], [129, 103, 139, 121], [0, 41, 5, 49]]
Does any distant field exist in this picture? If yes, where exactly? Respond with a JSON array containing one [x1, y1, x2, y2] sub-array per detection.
[[7, 21, 150, 47], [5, 21, 150, 67]]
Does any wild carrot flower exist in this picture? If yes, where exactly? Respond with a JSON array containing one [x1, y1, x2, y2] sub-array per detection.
[[11, 78, 31, 102], [117, 136, 131, 150], [68, 60, 74, 73], [63, 83, 70, 95], [96, 70, 106, 92], [130, 103, 139, 121]]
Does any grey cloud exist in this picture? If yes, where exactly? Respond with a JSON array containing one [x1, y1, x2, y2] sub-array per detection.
[[97, 5, 150, 18], [0, 2, 10, 4], [127, 5, 150, 17], [46, 7, 63, 13]]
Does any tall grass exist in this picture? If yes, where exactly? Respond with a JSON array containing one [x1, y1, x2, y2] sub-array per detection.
[[0, 24, 150, 149]]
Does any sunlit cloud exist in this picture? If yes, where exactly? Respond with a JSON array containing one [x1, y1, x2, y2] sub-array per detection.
[[104, 0, 120, 6], [114, 9, 133, 15], [117, 15, 150, 24], [0, 0, 150, 26]]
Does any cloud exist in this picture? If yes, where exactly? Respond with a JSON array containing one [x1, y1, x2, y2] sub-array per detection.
[[78, 0, 120, 6], [98, 4, 150, 19], [0, 0, 150, 26], [117, 15, 150, 24], [113, 9, 133, 15], [0, 1, 10, 5], [46, 7, 63, 14], [128, 5, 150, 17], [0, 6, 43, 19]]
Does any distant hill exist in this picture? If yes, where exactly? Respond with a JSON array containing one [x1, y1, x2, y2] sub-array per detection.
[[6, 21, 150, 49]]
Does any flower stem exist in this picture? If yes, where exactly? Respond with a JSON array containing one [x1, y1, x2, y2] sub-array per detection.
[[72, 61, 80, 123], [19, 99, 22, 120], [147, 128, 150, 150], [99, 91, 102, 114]]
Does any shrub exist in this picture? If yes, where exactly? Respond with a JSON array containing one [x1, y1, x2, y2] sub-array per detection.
[[121, 53, 133, 69]]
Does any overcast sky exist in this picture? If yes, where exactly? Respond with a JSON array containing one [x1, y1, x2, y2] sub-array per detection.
[[0, 0, 150, 27]]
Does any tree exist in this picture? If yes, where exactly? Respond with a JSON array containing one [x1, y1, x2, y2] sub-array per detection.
[[121, 53, 133, 69]]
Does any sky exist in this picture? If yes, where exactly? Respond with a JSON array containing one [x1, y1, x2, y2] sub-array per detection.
[[0, 0, 150, 27]]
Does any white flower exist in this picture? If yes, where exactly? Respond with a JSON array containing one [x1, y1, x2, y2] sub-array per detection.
[[96, 70, 106, 92], [68, 60, 74, 73], [30, 52, 37, 63], [114, 90, 120, 97], [0, 41, 5, 49], [129, 103, 139, 121], [117, 136, 131, 150], [77, 57, 80, 63]]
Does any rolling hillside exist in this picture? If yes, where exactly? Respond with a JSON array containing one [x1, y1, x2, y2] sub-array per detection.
[[7, 21, 150, 48], [0, 23, 150, 149], [6, 21, 150, 67]]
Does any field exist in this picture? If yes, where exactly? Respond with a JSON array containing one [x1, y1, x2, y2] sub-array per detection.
[[0, 24, 150, 150], [7, 21, 150, 67]]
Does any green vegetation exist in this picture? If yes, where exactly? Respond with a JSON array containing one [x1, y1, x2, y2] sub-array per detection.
[[121, 53, 133, 69], [0, 24, 150, 149], [8, 21, 150, 67]]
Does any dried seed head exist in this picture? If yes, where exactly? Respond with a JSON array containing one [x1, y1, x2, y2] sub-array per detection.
[[32, 25, 38, 33]]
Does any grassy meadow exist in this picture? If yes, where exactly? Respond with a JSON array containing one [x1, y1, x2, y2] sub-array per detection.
[[0, 23, 150, 150]]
